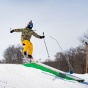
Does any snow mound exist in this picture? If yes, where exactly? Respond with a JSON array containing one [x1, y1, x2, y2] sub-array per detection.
[[0, 64, 88, 88]]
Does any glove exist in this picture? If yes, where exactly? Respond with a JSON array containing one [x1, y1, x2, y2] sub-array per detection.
[[40, 36, 45, 39], [10, 30, 14, 33]]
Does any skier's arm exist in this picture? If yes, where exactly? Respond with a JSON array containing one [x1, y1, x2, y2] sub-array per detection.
[[32, 31, 45, 39], [10, 28, 23, 33], [14, 29, 23, 32]]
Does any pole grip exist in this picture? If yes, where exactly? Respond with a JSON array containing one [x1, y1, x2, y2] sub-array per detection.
[[43, 32, 44, 36]]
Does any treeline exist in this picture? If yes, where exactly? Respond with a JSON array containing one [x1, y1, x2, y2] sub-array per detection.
[[1, 45, 23, 64], [44, 45, 86, 74]]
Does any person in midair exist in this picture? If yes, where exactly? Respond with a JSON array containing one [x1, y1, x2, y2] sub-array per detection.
[[10, 20, 45, 59]]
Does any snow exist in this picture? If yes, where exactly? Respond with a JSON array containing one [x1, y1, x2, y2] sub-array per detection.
[[0, 64, 88, 88]]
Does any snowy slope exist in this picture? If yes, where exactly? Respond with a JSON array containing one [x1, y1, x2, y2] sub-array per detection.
[[0, 64, 88, 88]]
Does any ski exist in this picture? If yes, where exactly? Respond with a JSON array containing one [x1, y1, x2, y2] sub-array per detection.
[[20, 49, 32, 63]]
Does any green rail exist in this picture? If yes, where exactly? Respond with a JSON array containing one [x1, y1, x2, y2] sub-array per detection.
[[23, 62, 84, 82]]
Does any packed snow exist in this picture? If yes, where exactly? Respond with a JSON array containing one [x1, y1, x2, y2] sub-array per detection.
[[0, 64, 88, 88]]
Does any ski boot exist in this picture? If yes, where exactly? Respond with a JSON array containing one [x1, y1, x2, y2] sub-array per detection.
[[28, 55, 33, 63], [22, 52, 27, 59]]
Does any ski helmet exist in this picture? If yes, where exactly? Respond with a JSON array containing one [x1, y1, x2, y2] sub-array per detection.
[[27, 20, 33, 29]]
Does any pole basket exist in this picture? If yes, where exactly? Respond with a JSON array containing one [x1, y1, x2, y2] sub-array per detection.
[[69, 70, 73, 74]]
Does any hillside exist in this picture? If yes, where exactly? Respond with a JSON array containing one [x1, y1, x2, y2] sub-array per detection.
[[0, 64, 88, 88]]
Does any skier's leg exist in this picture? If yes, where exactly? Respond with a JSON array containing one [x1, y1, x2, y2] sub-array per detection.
[[23, 40, 33, 62], [27, 41, 33, 58], [23, 40, 29, 55], [27, 41, 33, 62]]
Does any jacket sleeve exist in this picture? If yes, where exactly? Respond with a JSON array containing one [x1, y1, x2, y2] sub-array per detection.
[[32, 31, 41, 38], [14, 28, 24, 32]]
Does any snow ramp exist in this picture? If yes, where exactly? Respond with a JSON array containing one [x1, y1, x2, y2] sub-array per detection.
[[23, 62, 84, 82]]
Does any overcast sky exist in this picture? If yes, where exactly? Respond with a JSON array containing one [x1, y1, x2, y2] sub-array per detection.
[[0, 0, 88, 61]]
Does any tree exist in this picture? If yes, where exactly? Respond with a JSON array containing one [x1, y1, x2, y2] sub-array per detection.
[[54, 46, 86, 73], [3, 45, 23, 64], [79, 31, 88, 44]]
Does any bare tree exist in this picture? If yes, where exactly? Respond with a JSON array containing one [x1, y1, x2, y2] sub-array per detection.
[[79, 30, 88, 44], [44, 45, 86, 73], [3, 45, 23, 64], [54, 46, 86, 73]]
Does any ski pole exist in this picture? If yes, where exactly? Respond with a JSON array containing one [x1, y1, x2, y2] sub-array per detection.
[[49, 36, 63, 52], [43, 32, 50, 58], [10, 28, 11, 31], [49, 36, 73, 74]]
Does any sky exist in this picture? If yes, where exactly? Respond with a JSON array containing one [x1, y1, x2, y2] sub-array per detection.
[[0, 64, 88, 88], [0, 0, 88, 61]]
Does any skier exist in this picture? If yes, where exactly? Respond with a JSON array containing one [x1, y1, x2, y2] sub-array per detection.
[[10, 20, 45, 59]]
